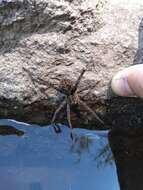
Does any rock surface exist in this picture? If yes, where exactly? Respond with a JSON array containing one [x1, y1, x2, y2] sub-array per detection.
[[0, 0, 143, 128]]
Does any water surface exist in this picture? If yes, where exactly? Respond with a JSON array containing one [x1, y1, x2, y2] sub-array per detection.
[[0, 119, 119, 190]]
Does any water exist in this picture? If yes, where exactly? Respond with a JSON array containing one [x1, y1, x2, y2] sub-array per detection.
[[0, 119, 120, 190]]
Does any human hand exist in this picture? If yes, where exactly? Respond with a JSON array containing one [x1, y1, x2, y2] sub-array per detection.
[[111, 64, 143, 97]]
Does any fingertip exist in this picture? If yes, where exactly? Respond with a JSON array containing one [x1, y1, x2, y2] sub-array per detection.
[[111, 70, 134, 97]]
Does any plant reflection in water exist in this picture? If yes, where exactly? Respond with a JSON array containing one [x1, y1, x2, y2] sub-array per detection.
[[70, 130, 113, 167]]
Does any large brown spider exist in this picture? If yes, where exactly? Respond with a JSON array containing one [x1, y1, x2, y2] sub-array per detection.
[[22, 67, 104, 139], [50, 69, 104, 139]]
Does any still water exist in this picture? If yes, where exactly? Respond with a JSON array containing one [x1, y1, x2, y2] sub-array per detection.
[[0, 119, 119, 190]]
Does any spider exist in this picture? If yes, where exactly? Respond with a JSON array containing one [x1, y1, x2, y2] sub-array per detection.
[[22, 67, 104, 139], [50, 69, 104, 139]]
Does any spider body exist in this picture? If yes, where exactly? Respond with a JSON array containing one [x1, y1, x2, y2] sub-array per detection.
[[59, 78, 75, 95]]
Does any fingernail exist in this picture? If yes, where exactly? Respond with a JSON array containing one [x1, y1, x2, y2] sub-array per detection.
[[111, 72, 134, 97]]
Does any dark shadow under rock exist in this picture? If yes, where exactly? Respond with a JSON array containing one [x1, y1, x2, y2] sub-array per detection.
[[1, 96, 143, 131], [109, 127, 143, 190]]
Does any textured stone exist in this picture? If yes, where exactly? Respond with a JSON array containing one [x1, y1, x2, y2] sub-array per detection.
[[0, 0, 143, 127]]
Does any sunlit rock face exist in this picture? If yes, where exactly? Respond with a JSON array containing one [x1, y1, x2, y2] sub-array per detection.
[[0, 0, 143, 125]]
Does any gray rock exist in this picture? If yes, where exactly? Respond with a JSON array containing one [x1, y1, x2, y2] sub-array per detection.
[[0, 0, 142, 128]]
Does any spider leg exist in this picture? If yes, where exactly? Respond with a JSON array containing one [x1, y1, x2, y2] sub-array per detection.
[[66, 98, 74, 140], [77, 97, 104, 125], [22, 67, 63, 94], [71, 68, 86, 94], [51, 98, 67, 133]]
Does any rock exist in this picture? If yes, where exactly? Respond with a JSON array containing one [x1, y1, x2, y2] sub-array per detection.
[[0, 0, 143, 128]]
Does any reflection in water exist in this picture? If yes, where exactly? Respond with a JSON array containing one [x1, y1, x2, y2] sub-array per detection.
[[95, 144, 114, 167], [70, 135, 93, 162], [0, 125, 24, 136], [0, 119, 119, 190], [70, 133, 113, 167]]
